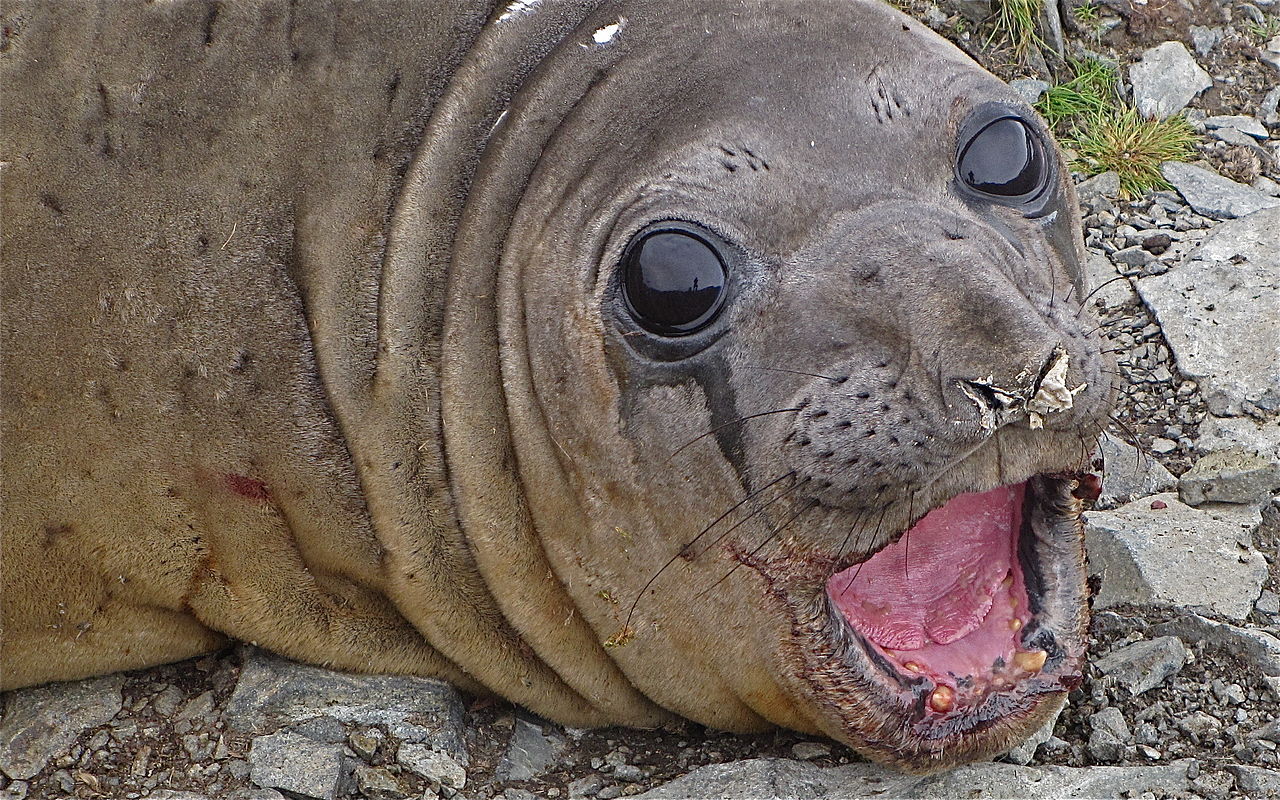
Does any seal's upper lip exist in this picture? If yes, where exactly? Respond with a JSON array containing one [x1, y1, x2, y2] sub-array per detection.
[[776, 472, 1091, 769]]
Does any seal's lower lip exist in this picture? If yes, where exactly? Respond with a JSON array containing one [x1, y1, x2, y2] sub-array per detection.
[[816, 473, 1089, 743]]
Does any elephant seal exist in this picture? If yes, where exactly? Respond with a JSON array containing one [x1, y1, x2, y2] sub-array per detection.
[[2, 0, 1112, 771]]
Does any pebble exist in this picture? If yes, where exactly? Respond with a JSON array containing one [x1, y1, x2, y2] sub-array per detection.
[[1094, 637, 1190, 695], [1129, 41, 1212, 119]]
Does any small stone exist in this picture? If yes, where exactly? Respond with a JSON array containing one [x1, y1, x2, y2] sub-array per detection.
[[1112, 245, 1153, 267], [1010, 78, 1050, 104], [1094, 637, 1189, 695], [1151, 437, 1178, 454], [247, 731, 351, 800], [1076, 171, 1121, 208], [1178, 711, 1222, 738], [1257, 590, 1280, 616], [497, 717, 566, 782], [789, 741, 831, 760], [1088, 729, 1125, 761], [1129, 42, 1212, 119], [1089, 707, 1132, 741], [1141, 233, 1172, 254], [398, 744, 467, 791], [151, 686, 186, 717], [349, 728, 385, 762], [568, 774, 606, 799], [353, 764, 408, 800], [1190, 25, 1223, 57], [1203, 115, 1270, 140]]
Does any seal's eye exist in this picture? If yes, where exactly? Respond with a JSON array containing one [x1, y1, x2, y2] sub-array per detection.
[[957, 116, 1047, 199], [622, 226, 727, 336]]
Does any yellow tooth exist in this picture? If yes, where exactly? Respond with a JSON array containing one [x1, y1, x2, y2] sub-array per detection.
[[1014, 649, 1048, 673], [1009, 618, 1023, 631], [1001, 575, 1013, 589], [1009, 596, 1019, 608], [903, 661, 922, 673], [928, 685, 955, 713]]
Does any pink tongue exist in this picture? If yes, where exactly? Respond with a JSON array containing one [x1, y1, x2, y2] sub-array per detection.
[[830, 483, 1024, 651]]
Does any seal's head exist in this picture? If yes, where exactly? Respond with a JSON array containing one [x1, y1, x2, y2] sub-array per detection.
[[444, 0, 1111, 771]]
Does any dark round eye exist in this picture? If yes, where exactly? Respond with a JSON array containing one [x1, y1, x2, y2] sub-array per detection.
[[622, 226, 727, 335], [957, 116, 1047, 199]]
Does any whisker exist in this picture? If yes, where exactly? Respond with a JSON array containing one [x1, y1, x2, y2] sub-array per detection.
[[697, 500, 818, 597], [1073, 275, 1131, 316], [620, 471, 797, 632], [740, 366, 843, 383], [667, 408, 801, 461]]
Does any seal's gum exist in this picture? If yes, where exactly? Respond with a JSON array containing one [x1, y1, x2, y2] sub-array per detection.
[[827, 483, 1034, 694]]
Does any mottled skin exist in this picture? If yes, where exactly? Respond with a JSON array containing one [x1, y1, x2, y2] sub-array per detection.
[[1, 0, 1110, 770]]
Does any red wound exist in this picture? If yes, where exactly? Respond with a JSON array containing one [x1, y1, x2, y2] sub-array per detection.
[[224, 474, 271, 502]]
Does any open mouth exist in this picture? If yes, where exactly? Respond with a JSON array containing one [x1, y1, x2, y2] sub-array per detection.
[[800, 473, 1092, 766]]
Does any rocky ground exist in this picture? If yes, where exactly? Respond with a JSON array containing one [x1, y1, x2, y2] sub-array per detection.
[[3, 1, 1279, 799]]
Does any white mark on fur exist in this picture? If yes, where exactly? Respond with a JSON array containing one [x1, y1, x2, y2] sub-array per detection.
[[592, 18, 625, 45], [1027, 351, 1086, 429], [498, 0, 539, 22]]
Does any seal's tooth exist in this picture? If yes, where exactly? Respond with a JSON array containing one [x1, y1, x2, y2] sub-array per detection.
[[1014, 649, 1047, 673], [928, 685, 955, 712]]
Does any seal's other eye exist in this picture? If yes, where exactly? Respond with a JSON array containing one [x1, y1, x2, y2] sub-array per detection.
[[957, 116, 1047, 199], [622, 226, 727, 336]]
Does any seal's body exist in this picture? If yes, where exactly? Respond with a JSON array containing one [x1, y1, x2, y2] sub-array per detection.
[[3, 0, 1112, 770]]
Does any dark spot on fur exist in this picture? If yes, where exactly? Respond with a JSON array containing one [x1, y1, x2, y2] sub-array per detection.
[[43, 523, 74, 547], [385, 71, 401, 105], [224, 474, 271, 502], [231, 350, 253, 372], [40, 193, 64, 214], [203, 1, 221, 45]]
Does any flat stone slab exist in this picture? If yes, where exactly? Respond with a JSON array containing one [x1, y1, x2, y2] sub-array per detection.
[[1151, 614, 1280, 677], [1160, 162, 1280, 220], [1197, 416, 1280, 462], [634, 757, 1194, 798], [1129, 41, 1211, 119], [1084, 493, 1266, 619], [248, 731, 350, 800], [1094, 636, 1190, 695], [1136, 206, 1280, 416], [226, 647, 468, 763], [0, 675, 124, 780], [1179, 447, 1280, 506], [1097, 433, 1176, 509]]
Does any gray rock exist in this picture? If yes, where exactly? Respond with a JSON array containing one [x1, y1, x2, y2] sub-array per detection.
[[1150, 614, 1280, 677], [0, 674, 124, 780], [226, 791, 287, 800], [247, 731, 351, 800], [1112, 245, 1153, 267], [496, 717, 566, 782], [1203, 114, 1269, 139], [1002, 700, 1064, 765], [1097, 433, 1177, 509], [1085, 493, 1266, 619], [1262, 86, 1280, 129], [954, 0, 993, 24], [1010, 78, 1050, 105], [1136, 206, 1280, 415], [1179, 448, 1280, 506], [353, 764, 408, 800], [1160, 162, 1280, 220], [1076, 171, 1121, 209], [1229, 765, 1280, 798], [1090, 707, 1132, 741], [1088, 728, 1125, 761], [226, 647, 467, 763], [140, 793, 212, 800], [789, 741, 831, 760], [1177, 711, 1222, 737], [1094, 636, 1190, 695], [398, 743, 467, 791], [1190, 25, 1224, 57], [634, 757, 1195, 798], [1129, 42, 1212, 119], [1082, 251, 1137, 309], [1197, 416, 1280, 462], [1258, 589, 1280, 616]]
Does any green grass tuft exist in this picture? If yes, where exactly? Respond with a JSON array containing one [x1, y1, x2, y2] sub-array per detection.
[[1064, 110, 1197, 198], [990, 0, 1046, 56], [1035, 58, 1118, 126]]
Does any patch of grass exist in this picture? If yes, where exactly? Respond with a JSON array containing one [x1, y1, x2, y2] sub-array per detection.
[[1072, 2, 1099, 23], [1065, 109, 1197, 198], [1035, 58, 1118, 125], [1243, 17, 1280, 41], [990, 0, 1046, 56]]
